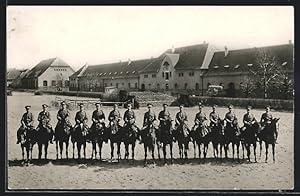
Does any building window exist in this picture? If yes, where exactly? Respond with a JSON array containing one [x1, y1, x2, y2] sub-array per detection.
[[128, 83, 131, 88], [170, 72, 172, 78], [52, 80, 56, 86], [104, 83, 107, 87], [178, 73, 184, 77], [116, 83, 119, 88], [135, 83, 138, 89], [184, 83, 188, 90], [144, 74, 148, 78], [162, 72, 164, 78], [152, 74, 156, 78], [43, 80, 48, 87], [175, 83, 178, 89], [148, 83, 152, 89], [65, 80, 69, 87], [165, 72, 169, 80], [122, 83, 124, 86], [195, 83, 199, 90], [165, 84, 169, 90], [110, 83, 112, 86], [189, 72, 194, 76], [157, 83, 160, 89]]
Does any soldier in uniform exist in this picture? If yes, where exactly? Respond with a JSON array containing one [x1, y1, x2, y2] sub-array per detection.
[[37, 104, 54, 143], [90, 102, 106, 141], [55, 101, 72, 141], [17, 105, 34, 144], [260, 105, 277, 143], [143, 103, 157, 129], [224, 104, 238, 128], [123, 103, 139, 133], [74, 103, 89, 140], [158, 103, 173, 142], [209, 104, 220, 127], [192, 103, 208, 132], [175, 104, 190, 138], [241, 106, 257, 132]]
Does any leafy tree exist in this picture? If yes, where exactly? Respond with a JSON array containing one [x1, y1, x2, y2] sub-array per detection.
[[240, 75, 256, 98]]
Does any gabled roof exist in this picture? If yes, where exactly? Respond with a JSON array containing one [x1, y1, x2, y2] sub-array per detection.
[[24, 57, 71, 78], [82, 58, 156, 77], [206, 44, 294, 75], [174, 43, 209, 70], [7, 69, 22, 80], [70, 64, 87, 78]]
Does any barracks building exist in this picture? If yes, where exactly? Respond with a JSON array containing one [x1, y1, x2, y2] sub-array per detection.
[[69, 41, 293, 97]]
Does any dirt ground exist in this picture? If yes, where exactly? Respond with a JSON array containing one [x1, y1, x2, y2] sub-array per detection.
[[7, 92, 294, 190]]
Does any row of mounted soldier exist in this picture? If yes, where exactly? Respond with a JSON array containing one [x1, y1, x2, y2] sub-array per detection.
[[17, 101, 279, 164]]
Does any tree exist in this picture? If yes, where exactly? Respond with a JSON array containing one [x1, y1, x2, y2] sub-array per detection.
[[271, 70, 293, 99], [240, 75, 256, 98], [249, 49, 282, 99]]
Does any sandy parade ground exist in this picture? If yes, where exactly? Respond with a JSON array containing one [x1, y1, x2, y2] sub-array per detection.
[[7, 92, 294, 190]]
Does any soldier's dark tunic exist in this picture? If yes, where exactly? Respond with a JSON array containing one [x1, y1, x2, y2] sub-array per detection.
[[175, 111, 189, 137], [55, 109, 72, 138], [123, 110, 138, 132], [143, 110, 156, 127], [158, 110, 172, 141], [192, 112, 207, 132], [75, 111, 88, 125], [109, 110, 121, 122], [260, 112, 273, 126], [91, 110, 105, 127], [108, 109, 122, 135], [37, 111, 52, 130], [225, 112, 238, 126], [17, 111, 34, 143], [209, 111, 220, 127], [243, 113, 256, 127]]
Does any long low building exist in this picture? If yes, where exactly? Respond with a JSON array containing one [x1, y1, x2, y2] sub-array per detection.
[[69, 41, 294, 97]]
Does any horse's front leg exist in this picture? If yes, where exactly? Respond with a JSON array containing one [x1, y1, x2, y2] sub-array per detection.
[[98, 141, 103, 161], [132, 143, 135, 160], [193, 141, 197, 158], [66, 141, 69, 159], [170, 143, 173, 164], [184, 143, 188, 160], [124, 143, 129, 160], [45, 143, 49, 160], [117, 142, 121, 161], [265, 142, 269, 163], [272, 143, 275, 163], [232, 142, 235, 160], [144, 143, 147, 163], [198, 143, 201, 159], [163, 143, 167, 163], [83, 142, 86, 159], [110, 142, 114, 159], [59, 141, 63, 159], [72, 141, 75, 159], [253, 142, 257, 163], [236, 141, 240, 161], [91, 142, 95, 159], [21, 146, 25, 161], [38, 143, 42, 160], [77, 142, 81, 159], [157, 142, 161, 160], [56, 140, 59, 159]]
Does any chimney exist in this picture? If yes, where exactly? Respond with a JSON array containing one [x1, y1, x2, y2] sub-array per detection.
[[289, 40, 292, 44], [128, 58, 131, 65], [224, 46, 228, 57], [171, 45, 175, 53]]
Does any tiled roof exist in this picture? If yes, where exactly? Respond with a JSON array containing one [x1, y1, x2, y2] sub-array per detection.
[[70, 65, 86, 78], [24, 57, 71, 78], [206, 44, 294, 75], [7, 69, 22, 80], [82, 58, 156, 77]]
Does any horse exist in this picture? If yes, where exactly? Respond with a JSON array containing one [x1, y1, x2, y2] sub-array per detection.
[[122, 123, 139, 160], [173, 123, 190, 160], [240, 122, 260, 162], [107, 120, 122, 161], [190, 122, 211, 160], [218, 119, 228, 159], [209, 121, 223, 159], [18, 127, 36, 163], [89, 122, 106, 160], [157, 120, 174, 164], [54, 120, 72, 159], [258, 118, 280, 163], [223, 119, 241, 160], [71, 123, 89, 159], [36, 124, 53, 160], [140, 123, 159, 164]]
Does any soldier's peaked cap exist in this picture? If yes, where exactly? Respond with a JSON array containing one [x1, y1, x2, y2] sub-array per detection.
[[265, 105, 271, 109], [163, 103, 168, 106], [95, 102, 101, 106], [42, 104, 48, 108], [179, 104, 184, 107], [247, 105, 252, 109], [212, 104, 217, 107], [228, 104, 233, 109], [79, 103, 84, 106], [147, 103, 153, 106], [61, 101, 66, 105], [25, 105, 31, 109], [198, 102, 203, 107]]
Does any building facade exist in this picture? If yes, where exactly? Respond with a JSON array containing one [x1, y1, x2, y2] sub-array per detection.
[[22, 57, 75, 89]]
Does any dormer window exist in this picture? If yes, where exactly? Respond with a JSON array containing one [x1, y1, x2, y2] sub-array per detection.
[[103, 73, 107, 75], [282, 62, 288, 66], [132, 71, 135, 73], [213, 66, 219, 69], [108, 72, 112, 75], [126, 71, 129, 74], [234, 64, 240, 69], [99, 73, 102, 76], [114, 72, 117, 75], [120, 71, 123, 74], [247, 63, 253, 67], [224, 65, 230, 68]]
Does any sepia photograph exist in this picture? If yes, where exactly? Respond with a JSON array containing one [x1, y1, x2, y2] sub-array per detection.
[[6, 6, 294, 190]]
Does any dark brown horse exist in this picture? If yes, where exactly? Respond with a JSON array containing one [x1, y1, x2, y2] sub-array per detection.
[[71, 123, 89, 159], [107, 121, 122, 161], [174, 123, 190, 160], [36, 125, 53, 160], [209, 120, 223, 158], [240, 122, 260, 162], [54, 120, 72, 159], [122, 124, 139, 160], [89, 122, 105, 160], [258, 118, 280, 163], [18, 127, 36, 163], [191, 124, 211, 159], [140, 124, 159, 163], [157, 120, 174, 164]]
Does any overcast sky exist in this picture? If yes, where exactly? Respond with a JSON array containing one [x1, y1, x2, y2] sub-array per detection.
[[7, 6, 294, 70]]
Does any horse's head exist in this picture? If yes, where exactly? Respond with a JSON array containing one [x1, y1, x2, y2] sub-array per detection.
[[271, 118, 280, 132]]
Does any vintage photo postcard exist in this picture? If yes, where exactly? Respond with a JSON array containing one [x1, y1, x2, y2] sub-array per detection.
[[6, 6, 294, 190]]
